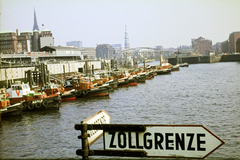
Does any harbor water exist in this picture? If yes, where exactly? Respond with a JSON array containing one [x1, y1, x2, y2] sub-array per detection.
[[0, 62, 240, 159]]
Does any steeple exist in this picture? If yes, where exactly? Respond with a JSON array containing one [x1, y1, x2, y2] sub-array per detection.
[[124, 25, 130, 49], [33, 8, 39, 31]]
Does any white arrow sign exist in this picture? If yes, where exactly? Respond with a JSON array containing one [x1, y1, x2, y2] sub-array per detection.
[[104, 125, 224, 159], [83, 110, 110, 146]]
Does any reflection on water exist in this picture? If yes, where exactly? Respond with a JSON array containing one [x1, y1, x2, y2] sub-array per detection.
[[0, 62, 240, 159]]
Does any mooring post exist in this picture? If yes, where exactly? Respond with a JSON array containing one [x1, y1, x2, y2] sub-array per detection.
[[81, 122, 89, 160]]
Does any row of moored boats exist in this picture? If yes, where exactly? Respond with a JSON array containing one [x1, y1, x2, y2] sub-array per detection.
[[0, 62, 188, 120]]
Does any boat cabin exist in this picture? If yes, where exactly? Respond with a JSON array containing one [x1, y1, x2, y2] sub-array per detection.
[[6, 81, 33, 99]]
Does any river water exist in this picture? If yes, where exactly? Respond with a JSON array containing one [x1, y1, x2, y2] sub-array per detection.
[[0, 62, 240, 160]]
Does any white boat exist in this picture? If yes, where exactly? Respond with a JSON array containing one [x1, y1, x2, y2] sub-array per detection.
[[6, 81, 35, 104]]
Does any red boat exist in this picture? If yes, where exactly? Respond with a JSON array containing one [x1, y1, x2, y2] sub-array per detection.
[[43, 83, 76, 101], [0, 88, 22, 119], [64, 77, 109, 98]]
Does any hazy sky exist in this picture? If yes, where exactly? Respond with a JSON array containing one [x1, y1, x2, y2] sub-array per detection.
[[1, 0, 240, 48]]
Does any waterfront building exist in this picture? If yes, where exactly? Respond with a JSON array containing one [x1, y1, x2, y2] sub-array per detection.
[[66, 41, 82, 48], [79, 47, 96, 60], [221, 40, 228, 54], [228, 32, 240, 53], [112, 44, 122, 59], [96, 44, 114, 59], [213, 42, 222, 54], [124, 25, 130, 49], [0, 9, 54, 54], [0, 30, 21, 54], [39, 46, 84, 60], [40, 29, 54, 48], [18, 30, 32, 52], [191, 37, 212, 55], [0, 29, 54, 54]]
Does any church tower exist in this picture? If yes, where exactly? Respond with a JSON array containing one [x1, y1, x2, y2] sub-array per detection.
[[33, 8, 39, 31], [124, 25, 130, 49], [32, 8, 40, 51]]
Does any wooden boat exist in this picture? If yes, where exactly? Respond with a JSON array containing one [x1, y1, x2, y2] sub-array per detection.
[[136, 72, 146, 83], [171, 64, 180, 71], [179, 63, 189, 67], [161, 62, 173, 69], [0, 88, 22, 118], [128, 75, 137, 86], [117, 77, 129, 87], [105, 79, 118, 89], [145, 73, 152, 79], [156, 68, 172, 75], [112, 71, 129, 88], [6, 82, 61, 110], [6, 81, 35, 104], [43, 83, 76, 101], [64, 77, 109, 98], [61, 89, 77, 101], [21, 91, 61, 110]]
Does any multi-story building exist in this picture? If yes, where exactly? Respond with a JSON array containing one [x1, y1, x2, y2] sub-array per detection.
[[191, 37, 212, 55], [0, 29, 54, 54], [18, 30, 32, 52], [79, 47, 96, 60], [66, 41, 82, 48], [0, 30, 21, 54], [112, 44, 122, 59], [228, 32, 240, 53], [215, 42, 222, 54], [0, 9, 54, 54], [40, 29, 54, 48], [221, 40, 228, 54], [124, 25, 130, 49], [96, 44, 114, 59]]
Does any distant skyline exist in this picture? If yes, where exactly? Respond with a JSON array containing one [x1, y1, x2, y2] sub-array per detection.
[[1, 0, 240, 48]]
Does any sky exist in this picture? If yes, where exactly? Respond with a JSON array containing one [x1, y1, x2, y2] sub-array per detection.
[[1, 0, 240, 48]]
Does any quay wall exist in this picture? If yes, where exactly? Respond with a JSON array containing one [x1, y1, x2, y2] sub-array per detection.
[[168, 56, 203, 65], [168, 55, 240, 65], [220, 54, 240, 62], [0, 61, 101, 87]]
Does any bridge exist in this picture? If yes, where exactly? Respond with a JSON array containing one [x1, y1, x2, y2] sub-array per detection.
[[121, 47, 176, 60]]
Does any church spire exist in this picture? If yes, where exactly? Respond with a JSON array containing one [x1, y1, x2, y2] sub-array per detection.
[[33, 8, 39, 31]]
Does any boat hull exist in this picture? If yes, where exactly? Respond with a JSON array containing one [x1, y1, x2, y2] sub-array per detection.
[[22, 94, 61, 111], [0, 102, 22, 117], [128, 78, 137, 86], [79, 87, 109, 98], [61, 91, 76, 101], [137, 76, 146, 83], [156, 69, 171, 75], [117, 80, 129, 87]]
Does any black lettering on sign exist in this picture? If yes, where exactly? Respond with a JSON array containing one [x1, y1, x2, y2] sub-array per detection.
[[128, 132, 136, 148], [118, 132, 126, 148], [108, 132, 116, 148], [136, 132, 143, 149], [144, 132, 152, 149], [197, 134, 206, 151], [175, 133, 185, 150], [154, 133, 164, 149], [165, 133, 174, 150], [187, 133, 195, 151]]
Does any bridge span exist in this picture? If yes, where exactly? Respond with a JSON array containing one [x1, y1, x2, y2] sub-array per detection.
[[121, 47, 176, 60]]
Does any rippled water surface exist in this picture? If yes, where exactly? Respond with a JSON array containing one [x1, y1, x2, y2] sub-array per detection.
[[1, 62, 240, 159]]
